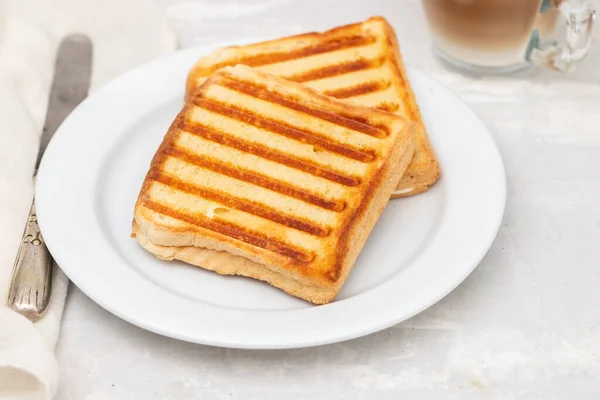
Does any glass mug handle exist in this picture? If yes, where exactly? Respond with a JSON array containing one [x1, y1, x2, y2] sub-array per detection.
[[526, 0, 596, 72]]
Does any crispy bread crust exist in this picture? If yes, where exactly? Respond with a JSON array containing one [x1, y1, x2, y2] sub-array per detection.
[[133, 65, 414, 304], [381, 21, 440, 198], [184, 16, 439, 197]]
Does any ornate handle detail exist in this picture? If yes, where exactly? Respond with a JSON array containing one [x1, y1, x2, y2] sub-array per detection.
[[528, 0, 595, 71], [7, 198, 54, 321]]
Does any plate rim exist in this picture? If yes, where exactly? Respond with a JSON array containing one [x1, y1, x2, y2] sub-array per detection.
[[35, 45, 506, 349]]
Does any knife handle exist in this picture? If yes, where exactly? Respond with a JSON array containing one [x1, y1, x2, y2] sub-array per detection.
[[7, 197, 54, 322]]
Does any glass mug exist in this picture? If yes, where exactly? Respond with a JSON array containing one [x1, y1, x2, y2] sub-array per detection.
[[422, 0, 595, 73]]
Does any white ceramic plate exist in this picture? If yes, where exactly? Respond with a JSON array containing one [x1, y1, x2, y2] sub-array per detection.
[[36, 45, 505, 349]]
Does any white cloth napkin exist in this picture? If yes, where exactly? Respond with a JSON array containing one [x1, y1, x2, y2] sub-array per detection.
[[0, 0, 175, 398]]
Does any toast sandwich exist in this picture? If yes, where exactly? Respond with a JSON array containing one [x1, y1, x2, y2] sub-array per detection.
[[133, 65, 415, 304], [185, 16, 439, 197]]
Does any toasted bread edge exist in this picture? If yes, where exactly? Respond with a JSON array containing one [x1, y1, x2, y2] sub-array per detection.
[[377, 17, 440, 197]]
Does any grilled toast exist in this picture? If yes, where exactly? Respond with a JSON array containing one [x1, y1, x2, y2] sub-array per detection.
[[133, 65, 415, 304], [185, 16, 439, 198]]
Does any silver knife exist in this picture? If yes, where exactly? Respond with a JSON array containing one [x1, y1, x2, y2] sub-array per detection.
[[7, 34, 93, 321]]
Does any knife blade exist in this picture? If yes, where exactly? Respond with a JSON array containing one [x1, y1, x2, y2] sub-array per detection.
[[7, 34, 93, 321]]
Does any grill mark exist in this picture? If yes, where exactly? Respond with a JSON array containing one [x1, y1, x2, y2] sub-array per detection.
[[216, 76, 388, 139], [165, 142, 349, 210], [150, 171, 330, 237], [191, 97, 376, 162], [286, 57, 385, 83], [377, 102, 400, 113], [210, 35, 375, 71], [142, 200, 314, 262], [325, 81, 391, 99]]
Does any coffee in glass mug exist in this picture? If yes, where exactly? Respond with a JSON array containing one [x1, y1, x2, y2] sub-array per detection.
[[422, 0, 595, 73]]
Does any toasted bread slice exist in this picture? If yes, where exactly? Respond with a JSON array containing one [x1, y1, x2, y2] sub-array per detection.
[[185, 16, 439, 198], [133, 65, 415, 304]]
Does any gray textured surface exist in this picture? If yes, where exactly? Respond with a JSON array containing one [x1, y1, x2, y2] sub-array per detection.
[[57, 0, 600, 398]]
